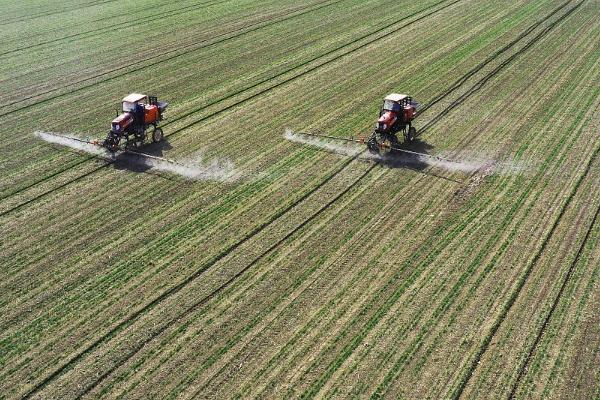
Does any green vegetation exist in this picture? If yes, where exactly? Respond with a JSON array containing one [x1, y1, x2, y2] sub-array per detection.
[[0, 0, 598, 398]]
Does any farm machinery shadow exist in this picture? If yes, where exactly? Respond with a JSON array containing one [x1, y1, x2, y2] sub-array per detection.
[[373, 138, 461, 183], [112, 139, 176, 179]]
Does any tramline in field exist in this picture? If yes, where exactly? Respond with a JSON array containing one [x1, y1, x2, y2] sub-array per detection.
[[5, 0, 598, 398]]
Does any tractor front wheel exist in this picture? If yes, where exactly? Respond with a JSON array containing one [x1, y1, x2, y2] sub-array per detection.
[[152, 127, 164, 143], [366, 132, 379, 154], [106, 142, 119, 152], [407, 126, 416, 143], [103, 134, 120, 152]]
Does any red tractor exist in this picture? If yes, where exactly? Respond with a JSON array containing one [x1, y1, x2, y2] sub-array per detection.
[[103, 93, 168, 152], [366, 93, 419, 154]]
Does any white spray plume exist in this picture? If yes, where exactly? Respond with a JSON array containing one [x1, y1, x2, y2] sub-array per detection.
[[426, 151, 527, 174], [35, 131, 108, 157], [34, 131, 238, 182], [284, 128, 362, 157], [284, 129, 525, 175], [141, 155, 238, 182], [421, 157, 487, 173]]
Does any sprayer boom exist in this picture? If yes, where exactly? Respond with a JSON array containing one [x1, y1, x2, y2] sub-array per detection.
[[295, 131, 461, 164], [48, 133, 182, 166]]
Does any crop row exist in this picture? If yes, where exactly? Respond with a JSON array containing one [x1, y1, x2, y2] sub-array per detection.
[[2, 0, 510, 394], [0, 0, 337, 109], [123, 3, 600, 396], [0, 0, 553, 206], [1, 0, 598, 397], [0, 0, 450, 195]]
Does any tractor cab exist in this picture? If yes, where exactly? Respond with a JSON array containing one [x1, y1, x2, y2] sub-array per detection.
[[121, 93, 168, 124], [122, 93, 147, 113], [381, 93, 419, 116], [375, 93, 418, 134]]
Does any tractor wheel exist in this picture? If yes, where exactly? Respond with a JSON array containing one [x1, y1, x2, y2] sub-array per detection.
[[366, 132, 379, 154], [407, 126, 417, 142], [105, 141, 119, 152], [103, 135, 120, 152], [132, 134, 144, 147], [376, 132, 392, 155], [152, 127, 164, 143]]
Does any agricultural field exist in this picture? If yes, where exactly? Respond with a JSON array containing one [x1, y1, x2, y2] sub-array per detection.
[[0, 0, 598, 398]]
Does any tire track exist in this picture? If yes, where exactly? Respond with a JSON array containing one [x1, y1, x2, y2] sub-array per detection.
[[452, 143, 598, 400], [297, 160, 496, 398], [372, 28, 587, 397], [0, 156, 95, 202], [12, 0, 556, 393], [0, 0, 118, 26], [155, 0, 464, 136], [0, 0, 340, 111], [304, 105, 583, 400], [0, 0, 346, 201], [6, 0, 592, 397], [3, 0, 567, 204], [0, 0, 552, 219], [21, 153, 366, 399], [0, 2, 214, 45], [290, 2, 587, 394], [254, 183, 445, 398], [416, 0, 575, 116], [1, 0, 460, 210], [78, 162, 377, 399], [191, 170, 431, 399], [20, 0, 541, 385], [0, 0, 230, 57], [418, 0, 584, 135], [507, 201, 600, 399], [1, 0, 559, 219], [1, 0, 439, 115], [367, 24, 598, 397], [0, 163, 108, 219]]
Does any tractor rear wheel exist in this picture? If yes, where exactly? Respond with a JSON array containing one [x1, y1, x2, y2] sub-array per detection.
[[152, 127, 163, 143]]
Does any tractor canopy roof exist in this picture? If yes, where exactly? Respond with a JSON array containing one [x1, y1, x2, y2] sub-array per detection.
[[122, 93, 147, 103], [384, 93, 409, 103]]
